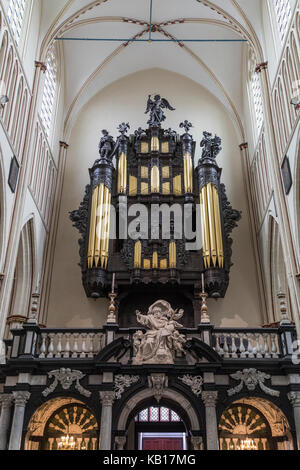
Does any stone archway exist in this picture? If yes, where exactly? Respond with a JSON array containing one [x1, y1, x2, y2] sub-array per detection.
[[25, 397, 99, 450], [219, 397, 294, 450], [116, 387, 201, 450]]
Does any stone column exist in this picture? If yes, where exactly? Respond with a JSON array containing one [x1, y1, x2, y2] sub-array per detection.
[[288, 391, 300, 449], [99, 391, 115, 450], [202, 391, 219, 450], [0, 395, 13, 450], [8, 391, 31, 450]]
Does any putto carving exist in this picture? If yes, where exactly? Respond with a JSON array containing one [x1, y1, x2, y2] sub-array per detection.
[[228, 369, 280, 397], [132, 300, 186, 365], [42, 368, 91, 398], [114, 375, 139, 399], [148, 373, 168, 403], [180, 375, 203, 397], [145, 94, 175, 126]]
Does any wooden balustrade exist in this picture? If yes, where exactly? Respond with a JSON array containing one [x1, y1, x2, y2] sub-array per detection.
[[212, 329, 281, 359], [37, 330, 105, 359]]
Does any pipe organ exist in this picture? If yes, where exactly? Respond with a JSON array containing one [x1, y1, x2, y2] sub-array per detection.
[[70, 97, 241, 303]]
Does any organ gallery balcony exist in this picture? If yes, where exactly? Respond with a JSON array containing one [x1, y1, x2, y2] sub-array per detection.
[[3, 320, 296, 366]]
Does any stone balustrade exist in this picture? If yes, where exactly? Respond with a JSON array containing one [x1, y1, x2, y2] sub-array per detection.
[[212, 329, 281, 359], [37, 330, 105, 359], [5, 323, 296, 362]]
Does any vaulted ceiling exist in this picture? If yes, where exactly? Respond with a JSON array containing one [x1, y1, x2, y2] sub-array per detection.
[[38, 0, 266, 138]]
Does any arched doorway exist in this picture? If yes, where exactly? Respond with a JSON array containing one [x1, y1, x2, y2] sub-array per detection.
[[25, 397, 99, 450], [219, 398, 293, 450], [115, 387, 201, 450], [133, 405, 187, 450]]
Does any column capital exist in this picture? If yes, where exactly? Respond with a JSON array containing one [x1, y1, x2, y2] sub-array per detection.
[[99, 390, 115, 406], [0, 394, 13, 409], [34, 61, 47, 73], [59, 141, 69, 149], [239, 142, 248, 151], [255, 61, 268, 73], [12, 391, 31, 406], [288, 391, 300, 407], [201, 390, 218, 407]]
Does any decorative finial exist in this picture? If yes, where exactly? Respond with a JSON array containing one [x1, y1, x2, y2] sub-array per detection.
[[277, 291, 291, 325], [200, 274, 210, 324], [107, 274, 117, 323], [180, 120, 193, 134]]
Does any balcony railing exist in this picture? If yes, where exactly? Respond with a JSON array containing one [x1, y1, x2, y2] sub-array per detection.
[[4, 321, 296, 363]]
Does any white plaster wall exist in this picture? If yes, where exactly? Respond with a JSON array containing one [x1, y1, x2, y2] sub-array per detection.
[[47, 68, 262, 328]]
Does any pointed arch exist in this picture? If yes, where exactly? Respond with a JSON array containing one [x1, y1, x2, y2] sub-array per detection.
[[0, 146, 5, 270], [6, 217, 36, 334], [268, 216, 292, 323]]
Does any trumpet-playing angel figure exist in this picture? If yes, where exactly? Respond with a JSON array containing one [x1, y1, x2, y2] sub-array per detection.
[[145, 94, 175, 126]]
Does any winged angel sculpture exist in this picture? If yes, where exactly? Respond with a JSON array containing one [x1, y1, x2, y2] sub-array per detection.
[[132, 300, 186, 364], [145, 94, 175, 126]]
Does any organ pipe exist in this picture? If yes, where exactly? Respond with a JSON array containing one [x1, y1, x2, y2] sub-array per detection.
[[169, 242, 177, 268], [88, 183, 112, 270], [200, 183, 223, 269], [118, 151, 127, 194], [184, 151, 193, 193]]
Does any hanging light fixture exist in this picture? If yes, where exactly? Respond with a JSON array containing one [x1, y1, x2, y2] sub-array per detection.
[[237, 438, 258, 451], [57, 434, 76, 450]]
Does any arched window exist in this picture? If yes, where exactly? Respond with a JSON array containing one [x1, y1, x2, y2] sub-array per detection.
[[40, 48, 57, 138], [248, 48, 264, 140], [251, 71, 264, 135], [135, 407, 181, 423], [273, 0, 292, 43], [7, 0, 27, 45]]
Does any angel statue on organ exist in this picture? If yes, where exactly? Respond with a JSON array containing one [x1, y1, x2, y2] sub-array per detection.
[[145, 94, 175, 126], [132, 300, 186, 365]]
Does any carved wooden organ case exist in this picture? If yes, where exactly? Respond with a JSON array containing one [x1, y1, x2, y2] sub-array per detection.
[[70, 101, 241, 324]]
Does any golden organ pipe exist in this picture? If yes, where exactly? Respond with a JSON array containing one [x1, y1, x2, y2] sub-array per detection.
[[202, 185, 211, 268], [151, 165, 160, 193], [200, 190, 208, 269], [100, 186, 110, 268], [152, 251, 158, 269], [184, 151, 193, 193], [134, 241, 142, 268], [88, 186, 98, 269], [169, 242, 176, 268], [213, 185, 224, 268], [94, 183, 105, 268], [118, 152, 127, 194], [103, 190, 111, 269], [207, 183, 217, 267]]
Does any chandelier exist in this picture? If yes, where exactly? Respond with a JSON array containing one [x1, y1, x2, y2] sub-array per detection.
[[237, 438, 258, 451], [57, 435, 76, 450]]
